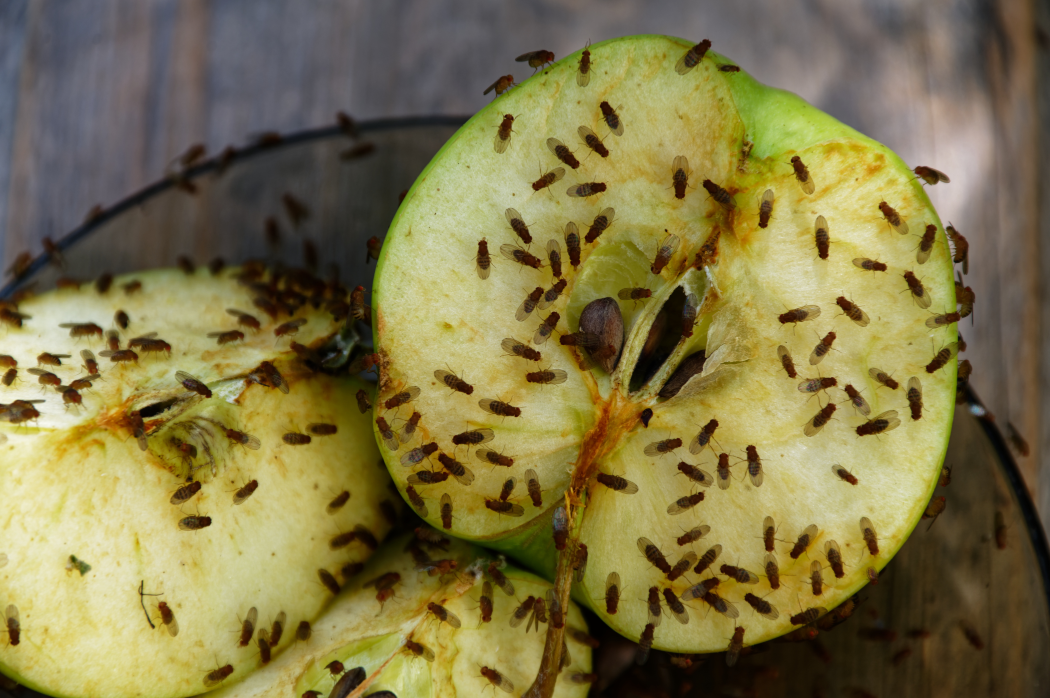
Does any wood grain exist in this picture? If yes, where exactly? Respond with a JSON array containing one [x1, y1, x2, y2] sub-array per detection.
[[0, 0, 1043, 523]]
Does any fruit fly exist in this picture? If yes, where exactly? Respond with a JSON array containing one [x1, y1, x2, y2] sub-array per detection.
[[835, 296, 869, 327], [543, 240, 564, 280], [645, 438, 682, 457], [509, 596, 536, 628], [790, 606, 825, 626], [440, 493, 453, 529], [567, 181, 607, 198], [274, 318, 307, 339], [175, 371, 212, 398], [687, 418, 719, 454], [599, 101, 624, 136], [681, 292, 699, 338], [475, 238, 492, 279], [945, 223, 969, 273], [677, 461, 714, 487], [916, 224, 937, 264], [926, 311, 961, 328], [563, 222, 582, 268], [664, 551, 697, 582], [675, 39, 711, 74], [480, 666, 514, 693], [223, 427, 261, 450], [678, 524, 710, 546], [494, 114, 515, 154], [231, 479, 258, 505], [516, 49, 555, 71], [925, 342, 958, 374], [524, 468, 543, 507], [157, 601, 179, 637], [667, 492, 705, 515], [500, 243, 544, 270], [399, 412, 421, 442], [638, 537, 672, 574], [790, 155, 815, 194], [585, 207, 615, 243], [646, 586, 664, 627], [577, 41, 591, 86], [790, 524, 819, 559], [853, 257, 888, 272], [375, 416, 398, 450], [60, 322, 103, 339], [502, 337, 542, 362], [405, 485, 427, 516], [651, 233, 680, 274], [178, 515, 212, 531], [721, 563, 759, 585], [238, 607, 258, 647], [906, 377, 923, 420], [593, 471, 640, 495], [27, 368, 61, 387], [744, 592, 779, 620], [99, 349, 138, 364], [702, 179, 734, 210], [403, 638, 436, 662], [2, 368, 16, 387], [832, 464, 859, 485], [451, 428, 495, 447], [479, 398, 521, 418], [617, 286, 652, 302], [856, 410, 901, 436], [804, 403, 836, 436], [203, 664, 234, 688], [765, 553, 781, 590], [726, 626, 745, 667], [694, 228, 723, 268], [435, 369, 473, 395], [669, 156, 691, 199], [762, 516, 777, 552], [745, 445, 763, 486], [858, 517, 879, 555], [825, 540, 845, 578], [777, 345, 798, 378], [720, 64, 741, 72], [923, 496, 947, 529], [779, 305, 820, 325], [914, 165, 950, 185], [526, 596, 548, 632], [577, 125, 608, 159], [809, 332, 836, 365], [247, 361, 288, 393], [170, 481, 202, 505], [715, 452, 734, 490], [483, 74, 515, 96], [799, 376, 837, 394], [384, 386, 420, 411], [438, 453, 475, 485], [226, 308, 261, 331], [758, 189, 775, 228], [547, 137, 580, 169], [407, 470, 449, 488], [505, 208, 533, 245], [813, 215, 830, 259], [517, 286, 544, 321], [879, 201, 909, 235], [869, 368, 900, 390], [283, 431, 312, 446], [689, 545, 721, 576], [552, 505, 569, 550], [534, 312, 560, 345], [486, 560, 515, 596], [530, 167, 565, 193]]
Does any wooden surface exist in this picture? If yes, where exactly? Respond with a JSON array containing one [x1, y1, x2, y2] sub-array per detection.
[[0, 0, 1044, 521]]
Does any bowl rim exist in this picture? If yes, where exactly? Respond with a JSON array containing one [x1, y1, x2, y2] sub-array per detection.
[[2, 114, 1048, 615]]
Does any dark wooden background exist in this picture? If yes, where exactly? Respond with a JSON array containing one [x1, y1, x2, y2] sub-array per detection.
[[0, 0, 1046, 530]]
